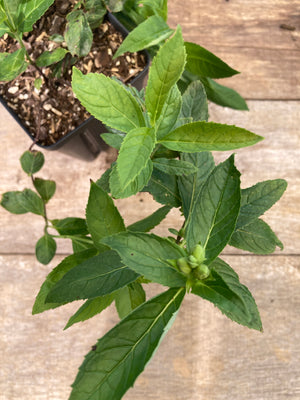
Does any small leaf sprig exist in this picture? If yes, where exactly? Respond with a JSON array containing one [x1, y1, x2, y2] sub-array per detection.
[[0, 0, 114, 84], [1, 149, 95, 264], [72, 26, 262, 200]]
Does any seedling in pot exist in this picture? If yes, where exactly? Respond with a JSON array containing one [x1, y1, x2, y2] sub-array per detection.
[[0, 0, 122, 83], [0, 0, 148, 147]]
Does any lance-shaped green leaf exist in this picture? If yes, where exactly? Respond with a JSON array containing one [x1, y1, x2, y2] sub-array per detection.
[[115, 281, 146, 319], [51, 217, 88, 235], [0, 5, 6, 24], [33, 178, 56, 203], [159, 121, 263, 152], [145, 26, 186, 124], [35, 234, 56, 265], [200, 77, 249, 111], [156, 84, 182, 140], [101, 132, 124, 150], [36, 47, 68, 67], [153, 158, 198, 176], [117, 127, 156, 189], [236, 179, 288, 229], [104, 0, 123, 12], [72, 236, 96, 253], [185, 155, 241, 262], [185, 42, 239, 79], [114, 15, 173, 58], [20, 150, 44, 175], [19, 189, 45, 216], [72, 67, 145, 132], [17, 0, 55, 32], [1, 191, 28, 214], [180, 80, 208, 122], [32, 248, 98, 314], [85, 0, 106, 29], [139, 0, 168, 21], [102, 232, 186, 287], [96, 167, 112, 193], [192, 258, 262, 331], [0, 22, 9, 37], [65, 10, 93, 57], [229, 218, 283, 254], [178, 152, 215, 220], [69, 287, 185, 400], [64, 293, 115, 330], [142, 168, 181, 207], [1, 0, 20, 30], [86, 182, 125, 250], [110, 160, 153, 199], [0, 49, 28, 81], [46, 250, 139, 304], [128, 205, 171, 233]]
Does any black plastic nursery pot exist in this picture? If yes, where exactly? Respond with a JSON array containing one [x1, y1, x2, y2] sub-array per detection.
[[0, 13, 150, 161]]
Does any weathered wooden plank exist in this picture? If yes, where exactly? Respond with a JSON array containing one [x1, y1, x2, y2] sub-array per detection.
[[1, 101, 298, 255], [0, 254, 299, 399], [169, 0, 300, 50], [168, 0, 300, 99]]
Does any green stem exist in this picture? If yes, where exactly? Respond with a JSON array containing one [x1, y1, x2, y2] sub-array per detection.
[[14, 31, 50, 86], [51, 234, 93, 245], [31, 175, 49, 229]]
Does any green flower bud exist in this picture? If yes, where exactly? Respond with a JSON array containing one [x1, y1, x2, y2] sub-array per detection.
[[194, 264, 210, 280], [192, 244, 206, 264], [187, 255, 199, 269], [177, 257, 191, 275], [188, 255, 197, 264]]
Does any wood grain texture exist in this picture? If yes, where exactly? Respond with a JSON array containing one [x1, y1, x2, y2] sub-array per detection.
[[0, 254, 299, 400], [168, 0, 300, 99], [1, 101, 298, 254]]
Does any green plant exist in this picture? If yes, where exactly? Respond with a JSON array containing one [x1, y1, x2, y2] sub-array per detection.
[[1, 25, 287, 399]]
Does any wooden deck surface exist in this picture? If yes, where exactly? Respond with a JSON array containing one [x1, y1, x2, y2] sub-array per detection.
[[0, 1, 299, 399]]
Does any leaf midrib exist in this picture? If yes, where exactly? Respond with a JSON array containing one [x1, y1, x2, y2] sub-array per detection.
[[203, 169, 232, 250], [76, 86, 143, 130], [68, 264, 128, 284], [81, 288, 184, 399]]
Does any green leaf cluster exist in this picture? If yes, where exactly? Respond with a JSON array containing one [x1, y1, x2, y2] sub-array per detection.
[[16, 146, 285, 398], [111, 0, 248, 110], [72, 27, 262, 200]]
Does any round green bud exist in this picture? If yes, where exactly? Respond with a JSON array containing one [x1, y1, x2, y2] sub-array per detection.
[[187, 255, 199, 268], [177, 257, 192, 275], [192, 244, 206, 264], [194, 264, 210, 280], [188, 255, 198, 264]]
